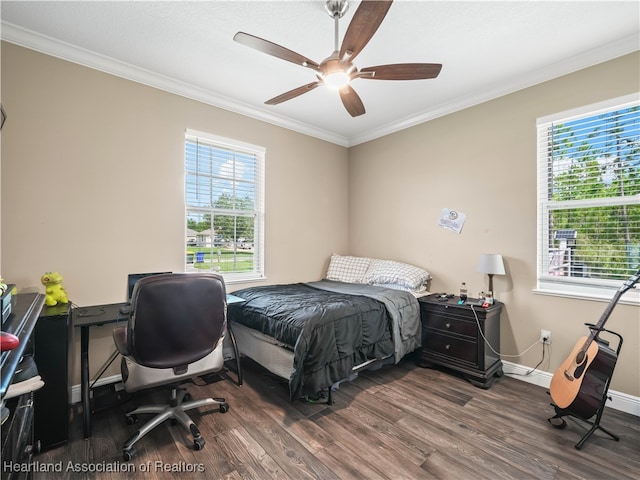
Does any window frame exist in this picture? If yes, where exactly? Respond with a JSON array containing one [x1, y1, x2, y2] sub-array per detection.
[[535, 93, 640, 305], [185, 129, 265, 284]]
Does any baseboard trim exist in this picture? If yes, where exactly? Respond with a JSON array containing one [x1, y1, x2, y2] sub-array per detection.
[[70, 374, 123, 405], [69, 363, 639, 417], [502, 361, 639, 417]]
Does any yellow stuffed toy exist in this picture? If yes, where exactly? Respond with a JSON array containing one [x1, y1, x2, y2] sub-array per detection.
[[41, 272, 69, 306]]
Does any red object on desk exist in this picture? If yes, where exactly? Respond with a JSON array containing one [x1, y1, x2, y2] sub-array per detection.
[[0, 331, 19, 351]]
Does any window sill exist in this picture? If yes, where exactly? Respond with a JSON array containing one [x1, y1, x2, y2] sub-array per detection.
[[532, 288, 639, 306], [223, 275, 267, 285]]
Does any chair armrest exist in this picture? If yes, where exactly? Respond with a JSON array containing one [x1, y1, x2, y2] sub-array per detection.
[[113, 326, 130, 356]]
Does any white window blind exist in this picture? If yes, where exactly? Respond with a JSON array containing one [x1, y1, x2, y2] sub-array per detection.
[[536, 94, 640, 303], [185, 129, 265, 282]]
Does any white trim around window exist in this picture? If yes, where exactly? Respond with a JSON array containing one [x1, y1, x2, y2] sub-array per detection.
[[536, 93, 640, 305]]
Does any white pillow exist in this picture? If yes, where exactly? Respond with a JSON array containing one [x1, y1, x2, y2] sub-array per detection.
[[326, 254, 371, 284], [364, 259, 431, 290], [370, 282, 428, 294]]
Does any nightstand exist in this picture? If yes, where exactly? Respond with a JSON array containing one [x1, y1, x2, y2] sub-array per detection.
[[417, 294, 503, 388]]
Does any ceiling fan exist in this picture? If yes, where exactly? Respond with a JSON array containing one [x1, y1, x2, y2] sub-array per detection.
[[233, 0, 442, 117]]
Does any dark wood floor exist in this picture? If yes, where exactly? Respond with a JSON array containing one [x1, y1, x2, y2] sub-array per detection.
[[35, 356, 639, 479]]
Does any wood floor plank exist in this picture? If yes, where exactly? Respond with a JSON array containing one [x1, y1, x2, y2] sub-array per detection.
[[420, 448, 518, 480], [332, 400, 434, 466], [213, 426, 292, 480], [231, 367, 336, 455], [395, 410, 530, 480], [313, 440, 387, 480], [310, 404, 432, 479]]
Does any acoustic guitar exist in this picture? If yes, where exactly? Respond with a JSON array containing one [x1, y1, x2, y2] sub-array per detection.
[[549, 269, 639, 420]]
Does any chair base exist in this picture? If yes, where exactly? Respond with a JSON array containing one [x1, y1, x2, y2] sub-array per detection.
[[121, 386, 228, 461]]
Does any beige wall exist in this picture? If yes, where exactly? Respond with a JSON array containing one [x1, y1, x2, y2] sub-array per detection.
[[1, 43, 349, 384], [348, 52, 640, 397], [1, 41, 638, 399]]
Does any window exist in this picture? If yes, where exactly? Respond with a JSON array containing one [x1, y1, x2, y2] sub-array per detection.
[[185, 130, 265, 283], [536, 94, 639, 303]]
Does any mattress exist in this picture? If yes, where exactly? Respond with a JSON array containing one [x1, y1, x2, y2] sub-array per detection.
[[228, 280, 421, 399]]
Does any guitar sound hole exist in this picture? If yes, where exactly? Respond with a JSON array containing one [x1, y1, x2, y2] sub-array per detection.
[[574, 357, 588, 379]]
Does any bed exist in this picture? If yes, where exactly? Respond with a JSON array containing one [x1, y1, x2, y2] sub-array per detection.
[[226, 255, 430, 401]]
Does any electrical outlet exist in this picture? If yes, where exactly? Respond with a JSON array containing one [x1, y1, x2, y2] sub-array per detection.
[[540, 329, 551, 344]]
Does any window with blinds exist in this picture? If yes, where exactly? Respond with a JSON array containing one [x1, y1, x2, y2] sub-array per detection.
[[536, 94, 639, 302], [185, 130, 265, 282]]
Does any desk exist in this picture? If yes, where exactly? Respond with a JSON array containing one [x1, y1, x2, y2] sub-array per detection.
[[72, 302, 126, 439], [73, 296, 243, 439]]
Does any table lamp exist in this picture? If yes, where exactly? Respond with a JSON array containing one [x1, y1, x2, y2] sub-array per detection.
[[477, 254, 506, 293]]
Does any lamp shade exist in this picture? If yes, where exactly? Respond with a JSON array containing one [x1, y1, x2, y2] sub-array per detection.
[[477, 254, 506, 275]]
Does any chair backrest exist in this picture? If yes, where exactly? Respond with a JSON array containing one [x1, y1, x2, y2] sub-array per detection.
[[126, 273, 227, 370]]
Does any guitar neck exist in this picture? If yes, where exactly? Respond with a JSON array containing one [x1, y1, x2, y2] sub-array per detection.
[[581, 270, 639, 351], [583, 294, 619, 345]]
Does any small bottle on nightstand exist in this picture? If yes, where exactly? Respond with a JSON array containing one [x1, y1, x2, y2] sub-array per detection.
[[460, 282, 468, 301]]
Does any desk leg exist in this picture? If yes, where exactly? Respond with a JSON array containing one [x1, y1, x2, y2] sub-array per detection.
[[226, 324, 242, 386], [80, 326, 91, 439]]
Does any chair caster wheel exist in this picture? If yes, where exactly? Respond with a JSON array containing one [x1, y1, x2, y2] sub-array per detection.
[[123, 447, 136, 461], [193, 437, 205, 451], [183, 392, 192, 401], [125, 415, 137, 425], [219, 403, 229, 413]]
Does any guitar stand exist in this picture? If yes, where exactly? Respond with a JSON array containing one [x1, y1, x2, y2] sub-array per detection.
[[548, 325, 623, 450]]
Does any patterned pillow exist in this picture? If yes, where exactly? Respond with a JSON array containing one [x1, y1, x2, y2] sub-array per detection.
[[326, 254, 372, 283], [364, 259, 431, 290]]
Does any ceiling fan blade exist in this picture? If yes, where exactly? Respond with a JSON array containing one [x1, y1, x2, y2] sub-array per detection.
[[359, 63, 443, 80], [339, 85, 366, 117], [339, 0, 393, 62], [234, 32, 320, 72], [265, 82, 321, 105]]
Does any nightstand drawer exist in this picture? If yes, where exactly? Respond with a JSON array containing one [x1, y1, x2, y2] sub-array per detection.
[[417, 295, 503, 388], [423, 332, 478, 365], [421, 310, 477, 338]]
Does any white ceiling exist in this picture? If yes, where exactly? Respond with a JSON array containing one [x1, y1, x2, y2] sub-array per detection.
[[1, 1, 638, 146]]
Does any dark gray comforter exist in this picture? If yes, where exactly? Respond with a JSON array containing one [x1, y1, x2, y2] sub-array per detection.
[[228, 280, 421, 399]]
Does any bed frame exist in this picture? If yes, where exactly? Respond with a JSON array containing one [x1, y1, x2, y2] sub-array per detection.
[[229, 321, 395, 404]]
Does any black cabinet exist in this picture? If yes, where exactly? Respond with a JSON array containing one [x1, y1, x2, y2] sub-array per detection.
[[1, 293, 45, 479], [417, 295, 503, 388], [33, 304, 71, 451], [1, 393, 36, 480]]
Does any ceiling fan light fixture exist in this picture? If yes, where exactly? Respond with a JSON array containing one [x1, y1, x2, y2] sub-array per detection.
[[323, 70, 350, 89], [325, 0, 349, 19]]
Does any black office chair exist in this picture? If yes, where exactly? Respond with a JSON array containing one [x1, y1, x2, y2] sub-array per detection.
[[113, 273, 229, 461]]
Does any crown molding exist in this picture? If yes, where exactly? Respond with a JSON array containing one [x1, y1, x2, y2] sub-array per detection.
[[0, 22, 350, 147], [349, 33, 640, 146], [1, 22, 637, 148]]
